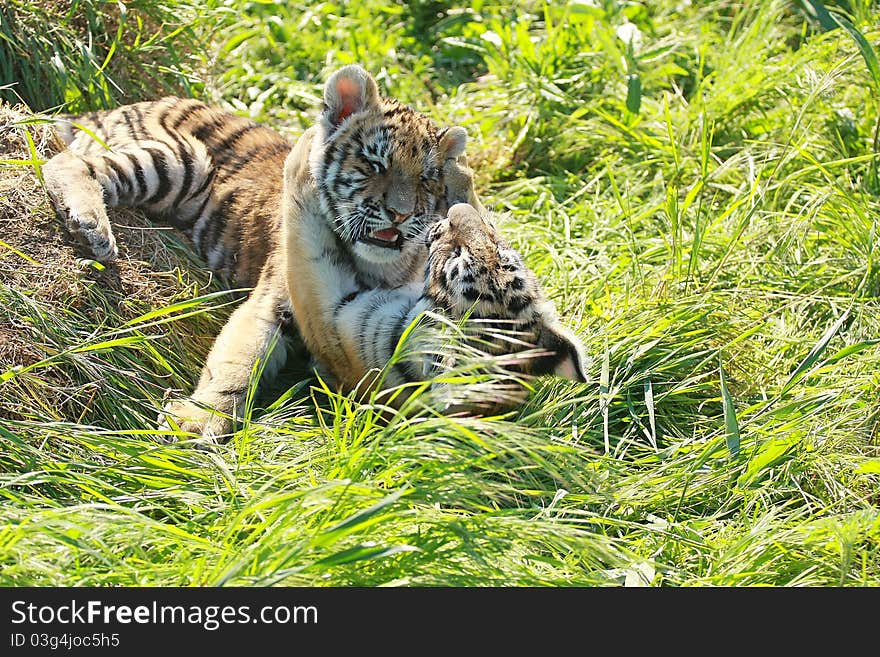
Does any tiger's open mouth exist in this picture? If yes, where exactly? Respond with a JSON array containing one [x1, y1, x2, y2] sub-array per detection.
[[360, 227, 403, 249]]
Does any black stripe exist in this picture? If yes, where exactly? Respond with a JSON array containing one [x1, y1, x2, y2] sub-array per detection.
[[227, 218, 244, 282], [364, 293, 384, 367], [322, 141, 339, 173], [214, 385, 247, 397], [89, 112, 104, 136], [529, 330, 571, 378], [365, 291, 394, 367], [507, 295, 531, 314], [132, 106, 147, 139], [197, 190, 234, 257], [124, 152, 147, 201], [104, 158, 131, 200], [462, 286, 479, 301], [310, 244, 348, 268], [352, 130, 365, 153], [334, 291, 360, 318], [171, 100, 209, 130], [393, 301, 424, 381], [159, 108, 197, 209], [213, 141, 290, 184], [122, 108, 139, 140], [392, 360, 413, 384], [189, 167, 216, 201], [144, 148, 172, 206], [192, 116, 228, 143], [404, 358, 423, 382], [195, 207, 224, 256], [172, 147, 196, 207], [395, 298, 425, 382], [178, 192, 211, 232], [215, 124, 259, 152], [389, 302, 413, 359], [392, 358, 420, 384], [353, 293, 378, 362]]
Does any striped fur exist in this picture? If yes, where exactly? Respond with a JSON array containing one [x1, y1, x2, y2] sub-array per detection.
[[283, 152, 589, 403], [45, 96, 289, 286], [425, 204, 588, 381], [42, 64, 584, 440]]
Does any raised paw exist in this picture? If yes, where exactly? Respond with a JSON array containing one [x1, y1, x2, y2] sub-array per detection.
[[441, 153, 484, 214]]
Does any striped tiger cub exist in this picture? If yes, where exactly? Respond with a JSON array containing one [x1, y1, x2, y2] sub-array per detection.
[[42, 64, 587, 440]]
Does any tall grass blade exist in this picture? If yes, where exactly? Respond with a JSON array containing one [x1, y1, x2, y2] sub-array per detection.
[[719, 358, 740, 458]]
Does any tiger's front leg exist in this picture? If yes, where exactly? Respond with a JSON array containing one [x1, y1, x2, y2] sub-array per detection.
[[159, 256, 294, 442]]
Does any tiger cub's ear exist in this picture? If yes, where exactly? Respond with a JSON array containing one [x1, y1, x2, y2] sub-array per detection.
[[536, 321, 589, 383], [322, 64, 380, 130]]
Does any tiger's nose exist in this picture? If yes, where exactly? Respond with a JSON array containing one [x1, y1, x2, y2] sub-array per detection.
[[392, 212, 411, 224]]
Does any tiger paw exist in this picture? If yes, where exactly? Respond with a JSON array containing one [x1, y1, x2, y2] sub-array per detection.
[[63, 206, 119, 262], [157, 399, 234, 445], [43, 152, 119, 262]]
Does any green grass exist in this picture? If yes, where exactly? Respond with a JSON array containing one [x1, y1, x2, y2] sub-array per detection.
[[0, 0, 203, 112], [1, 0, 879, 586]]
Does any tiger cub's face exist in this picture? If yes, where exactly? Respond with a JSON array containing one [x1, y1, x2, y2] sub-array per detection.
[[310, 65, 467, 267], [425, 203, 589, 383]]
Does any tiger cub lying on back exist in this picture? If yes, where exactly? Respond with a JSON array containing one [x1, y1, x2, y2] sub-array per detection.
[[42, 64, 587, 440]]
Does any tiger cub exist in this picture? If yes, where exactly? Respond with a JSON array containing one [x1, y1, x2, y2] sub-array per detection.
[[282, 196, 589, 414], [42, 64, 586, 440], [424, 203, 587, 381]]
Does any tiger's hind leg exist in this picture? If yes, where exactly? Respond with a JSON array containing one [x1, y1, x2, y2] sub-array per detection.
[[43, 150, 119, 262], [43, 108, 210, 263]]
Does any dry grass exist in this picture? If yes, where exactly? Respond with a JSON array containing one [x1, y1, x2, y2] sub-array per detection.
[[0, 103, 220, 322], [0, 102, 227, 424]]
